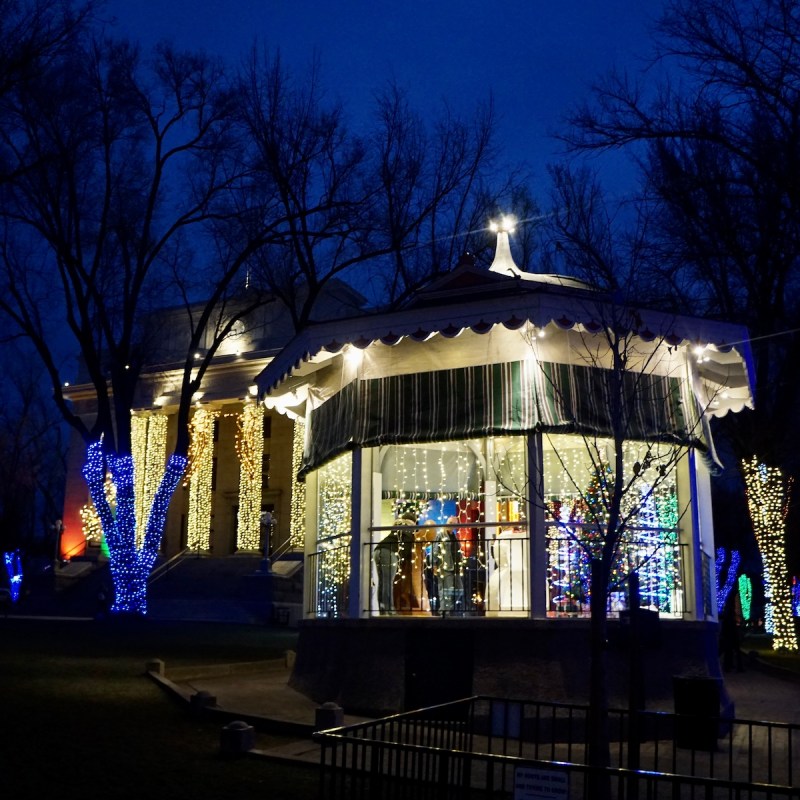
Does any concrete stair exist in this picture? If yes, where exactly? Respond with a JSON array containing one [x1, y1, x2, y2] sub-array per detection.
[[147, 553, 303, 625]]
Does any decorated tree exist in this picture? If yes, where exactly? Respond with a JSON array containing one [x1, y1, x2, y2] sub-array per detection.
[[564, 0, 800, 651], [0, 17, 515, 614]]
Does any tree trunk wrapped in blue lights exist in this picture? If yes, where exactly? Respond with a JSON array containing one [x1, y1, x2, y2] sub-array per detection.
[[82, 441, 187, 615]]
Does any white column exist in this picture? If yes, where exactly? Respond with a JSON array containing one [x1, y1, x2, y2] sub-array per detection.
[[686, 449, 714, 620]]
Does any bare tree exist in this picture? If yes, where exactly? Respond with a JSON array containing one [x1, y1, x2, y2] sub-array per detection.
[[0, 25, 531, 614], [494, 167, 725, 783], [234, 54, 526, 317], [0, 340, 67, 557], [563, 0, 800, 651], [0, 27, 275, 613]]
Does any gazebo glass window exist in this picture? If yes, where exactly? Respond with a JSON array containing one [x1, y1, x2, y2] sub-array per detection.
[[543, 433, 684, 618]]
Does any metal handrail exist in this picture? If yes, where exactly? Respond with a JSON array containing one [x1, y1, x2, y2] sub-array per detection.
[[148, 547, 192, 584], [270, 533, 298, 563]]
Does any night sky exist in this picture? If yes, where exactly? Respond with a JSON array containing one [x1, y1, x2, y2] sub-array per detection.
[[105, 0, 665, 196]]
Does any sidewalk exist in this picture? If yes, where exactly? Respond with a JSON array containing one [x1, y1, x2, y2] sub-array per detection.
[[148, 656, 372, 764], [149, 649, 800, 767]]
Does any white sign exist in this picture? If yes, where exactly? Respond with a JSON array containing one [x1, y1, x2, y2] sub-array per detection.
[[513, 766, 569, 799]]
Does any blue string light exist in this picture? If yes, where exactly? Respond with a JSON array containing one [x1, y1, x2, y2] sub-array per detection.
[[715, 547, 740, 613], [3, 550, 23, 603], [82, 441, 187, 615]]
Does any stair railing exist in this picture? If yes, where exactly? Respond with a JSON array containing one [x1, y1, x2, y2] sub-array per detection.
[[148, 547, 192, 585]]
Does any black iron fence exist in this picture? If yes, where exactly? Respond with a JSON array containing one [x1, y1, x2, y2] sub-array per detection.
[[315, 696, 800, 799]]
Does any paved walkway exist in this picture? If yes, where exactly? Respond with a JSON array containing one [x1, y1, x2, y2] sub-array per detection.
[[149, 650, 800, 769]]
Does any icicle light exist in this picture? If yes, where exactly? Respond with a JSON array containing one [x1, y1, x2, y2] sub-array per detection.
[[236, 402, 264, 550], [742, 458, 798, 651], [316, 452, 352, 616]]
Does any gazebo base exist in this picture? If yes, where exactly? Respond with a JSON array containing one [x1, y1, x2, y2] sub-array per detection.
[[288, 616, 726, 717]]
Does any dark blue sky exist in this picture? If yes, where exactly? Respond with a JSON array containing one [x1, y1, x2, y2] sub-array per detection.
[[106, 0, 665, 195]]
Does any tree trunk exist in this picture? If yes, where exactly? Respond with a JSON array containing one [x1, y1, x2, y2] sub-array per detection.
[[82, 442, 187, 617], [588, 558, 611, 799]]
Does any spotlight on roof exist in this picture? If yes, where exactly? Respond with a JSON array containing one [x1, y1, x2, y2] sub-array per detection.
[[490, 214, 516, 234]]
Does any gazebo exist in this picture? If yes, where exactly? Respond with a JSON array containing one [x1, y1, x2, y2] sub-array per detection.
[[256, 224, 754, 713]]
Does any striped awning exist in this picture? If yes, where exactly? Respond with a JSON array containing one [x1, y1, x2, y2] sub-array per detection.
[[301, 359, 699, 477]]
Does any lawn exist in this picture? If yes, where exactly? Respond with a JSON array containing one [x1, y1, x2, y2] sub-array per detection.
[[743, 630, 800, 675], [0, 618, 319, 800]]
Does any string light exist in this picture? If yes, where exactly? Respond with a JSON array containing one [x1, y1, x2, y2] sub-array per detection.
[[80, 470, 117, 552], [544, 436, 683, 616], [738, 574, 753, 623], [289, 419, 306, 550], [82, 440, 187, 615], [186, 408, 218, 551], [316, 452, 352, 616], [235, 403, 264, 550], [715, 548, 740, 613], [132, 414, 168, 549], [741, 458, 798, 651], [3, 550, 22, 603]]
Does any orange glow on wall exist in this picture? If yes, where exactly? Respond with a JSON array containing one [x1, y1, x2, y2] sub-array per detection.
[[59, 508, 86, 560]]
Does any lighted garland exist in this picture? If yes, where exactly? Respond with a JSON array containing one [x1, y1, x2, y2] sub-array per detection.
[[289, 419, 306, 551], [132, 414, 168, 549], [131, 416, 147, 546], [82, 440, 186, 615], [186, 408, 218, 552], [235, 403, 264, 551], [741, 458, 798, 651]]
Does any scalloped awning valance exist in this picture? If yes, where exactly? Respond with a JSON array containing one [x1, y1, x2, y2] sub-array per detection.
[[299, 359, 700, 478]]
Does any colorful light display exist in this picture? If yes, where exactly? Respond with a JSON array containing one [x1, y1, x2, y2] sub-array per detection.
[[738, 574, 752, 623], [741, 458, 798, 651], [545, 437, 683, 615], [132, 414, 168, 548]]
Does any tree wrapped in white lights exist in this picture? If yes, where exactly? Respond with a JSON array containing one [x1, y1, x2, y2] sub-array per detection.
[[741, 458, 798, 651]]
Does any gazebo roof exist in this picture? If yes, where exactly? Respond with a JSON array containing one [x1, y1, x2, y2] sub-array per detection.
[[255, 234, 755, 422]]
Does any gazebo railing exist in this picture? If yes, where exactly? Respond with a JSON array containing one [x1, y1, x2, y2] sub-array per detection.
[[307, 531, 688, 620]]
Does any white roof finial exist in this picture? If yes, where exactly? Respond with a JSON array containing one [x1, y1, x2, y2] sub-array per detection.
[[489, 215, 523, 277]]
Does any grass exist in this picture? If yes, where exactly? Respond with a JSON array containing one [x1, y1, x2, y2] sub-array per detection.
[[743, 630, 800, 675], [1, 618, 319, 800]]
